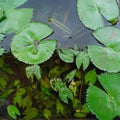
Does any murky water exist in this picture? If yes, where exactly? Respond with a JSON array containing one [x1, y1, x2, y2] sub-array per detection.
[[1, 0, 100, 52]]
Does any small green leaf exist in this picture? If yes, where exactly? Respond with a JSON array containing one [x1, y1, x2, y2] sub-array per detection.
[[85, 69, 96, 84], [77, 0, 119, 30], [65, 69, 76, 82], [0, 8, 33, 33], [76, 51, 89, 70], [11, 22, 56, 64], [58, 49, 74, 63], [23, 107, 38, 120], [43, 109, 51, 120], [26, 64, 41, 80], [7, 105, 20, 119]]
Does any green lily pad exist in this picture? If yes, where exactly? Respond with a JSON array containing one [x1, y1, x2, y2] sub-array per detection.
[[87, 73, 120, 120], [11, 22, 56, 64], [0, 8, 33, 33], [77, 0, 119, 30], [88, 45, 120, 72], [93, 26, 120, 51], [88, 27, 120, 72]]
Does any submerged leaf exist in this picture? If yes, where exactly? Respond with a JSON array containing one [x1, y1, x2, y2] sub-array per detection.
[[23, 107, 38, 120], [11, 22, 56, 64], [87, 73, 120, 120], [77, 0, 119, 30]]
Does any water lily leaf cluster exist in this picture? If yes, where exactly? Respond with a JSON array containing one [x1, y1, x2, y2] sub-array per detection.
[[87, 73, 120, 120], [77, 0, 119, 30]]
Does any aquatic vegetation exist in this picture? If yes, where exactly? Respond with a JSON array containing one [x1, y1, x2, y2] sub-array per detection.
[[88, 27, 120, 72], [0, 0, 120, 120], [11, 22, 56, 64], [77, 0, 119, 30]]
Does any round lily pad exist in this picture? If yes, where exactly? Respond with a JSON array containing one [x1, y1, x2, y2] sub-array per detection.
[[11, 22, 56, 64]]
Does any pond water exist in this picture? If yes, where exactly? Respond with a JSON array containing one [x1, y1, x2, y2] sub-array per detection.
[[1, 0, 100, 52]]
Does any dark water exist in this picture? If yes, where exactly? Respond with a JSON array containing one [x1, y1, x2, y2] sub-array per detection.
[[1, 0, 100, 52]]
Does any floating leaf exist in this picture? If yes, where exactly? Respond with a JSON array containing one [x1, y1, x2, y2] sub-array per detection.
[[58, 49, 74, 63], [0, 8, 33, 33], [77, 0, 119, 30], [87, 73, 120, 120], [85, 69, 96, 84], [0, 0, 28, 10], [76, 51, 89, 70], [88, 27, 120, 72], [93, 26, 120, 51], [88, 45, 120, 72], [25, 64, 41, 80], [11, 22, 56, 64], [7, 105, 20, 119]]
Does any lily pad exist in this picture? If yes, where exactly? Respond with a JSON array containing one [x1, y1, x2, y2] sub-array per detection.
[[93, 26, 120, 51], [88, 45, 120, 72], [88, 27, 120, 72], [87, 73, 120, 120], [11, 22, 56, 64], [77, 0, 119, 30], [0, 8, 33, 33]]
